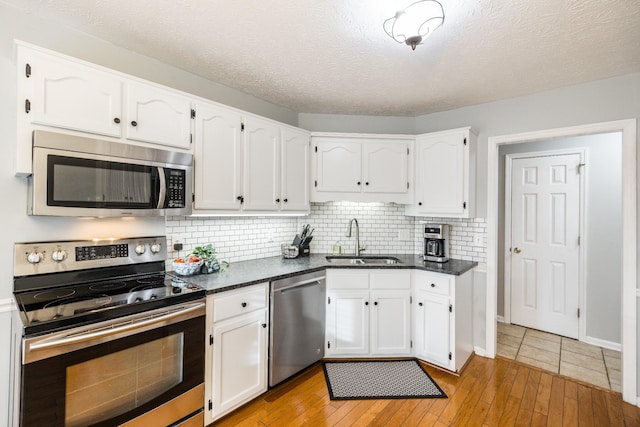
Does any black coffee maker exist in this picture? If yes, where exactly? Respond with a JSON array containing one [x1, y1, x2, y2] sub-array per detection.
[[423, 224, 449, 262]]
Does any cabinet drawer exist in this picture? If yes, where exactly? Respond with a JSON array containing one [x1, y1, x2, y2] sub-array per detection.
[[212, 283, 268, 322], [416, 273, 451, 296]]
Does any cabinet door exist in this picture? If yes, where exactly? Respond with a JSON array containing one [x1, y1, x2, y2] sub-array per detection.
[[281, 127, 310, 211], [414, 290, 452, 370], [242, 116, 280, 211], [325, 290, 369, 356], [193, 103, 243, 210], [363, 142, 409, 194], [23, 48, 123, 138], [211, 310, 268, 419], [125, 82, 192, 149], [315, 140, 362, 193], [370, 290, 412, 355], [415, 131, 467, 216]]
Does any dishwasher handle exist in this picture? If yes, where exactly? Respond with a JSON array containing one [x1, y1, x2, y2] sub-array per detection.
[[273, 277, 324, 293]]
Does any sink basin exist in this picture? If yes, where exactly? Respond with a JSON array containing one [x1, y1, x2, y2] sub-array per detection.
[[325, 256, 401, 265]]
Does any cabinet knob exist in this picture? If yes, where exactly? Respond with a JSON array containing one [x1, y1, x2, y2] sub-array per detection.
[[241, 302, 247, 308], [374, 301, 378, 306], [262, 323, 267, 328], [283, 198, 288, 203], [275, 198, 280, 203], [113, 117, 121, 124], [431, 283, 436, 288], [418, 202, 423, 206], [236, 196, 244, 204], [365, 301, 369, 306], [419, 302, 423, 307], [130, 120, 138, 127], [357, 181, 361, 185], [365, 182, 369, 186]]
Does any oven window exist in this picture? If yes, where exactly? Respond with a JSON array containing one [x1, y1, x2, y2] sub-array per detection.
[[65, 333, 184, 427]]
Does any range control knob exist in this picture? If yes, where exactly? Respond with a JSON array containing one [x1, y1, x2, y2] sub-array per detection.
[[27, 251, 43, 264], [51, 249, 68, 262], [135, 244, 146, 255], [150, 243, 162, 254]]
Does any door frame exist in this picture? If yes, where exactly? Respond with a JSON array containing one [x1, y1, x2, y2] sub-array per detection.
[[503, 149, 587, 341], [486, 119, 636, 405]]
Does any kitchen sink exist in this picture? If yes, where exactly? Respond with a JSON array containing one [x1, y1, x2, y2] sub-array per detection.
[[325, 256, 401, 265]]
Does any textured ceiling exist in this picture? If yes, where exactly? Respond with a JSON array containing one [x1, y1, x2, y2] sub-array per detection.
[[5, 0, 640, 116]]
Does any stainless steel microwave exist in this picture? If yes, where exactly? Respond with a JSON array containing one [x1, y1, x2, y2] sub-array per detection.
[[28, 130, 193, 217]]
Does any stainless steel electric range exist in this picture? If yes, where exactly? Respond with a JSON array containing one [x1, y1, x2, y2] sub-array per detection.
[[11, 236, 206, 427]]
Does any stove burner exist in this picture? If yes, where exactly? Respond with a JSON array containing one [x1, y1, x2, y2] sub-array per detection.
[[89, 282, 127, 292], [43, 294, 111, 309], [135, 275, 165, 284], [33, 289, 76, 300]]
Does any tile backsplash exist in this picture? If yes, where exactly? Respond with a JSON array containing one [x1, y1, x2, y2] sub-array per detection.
[[166, 202, 486, 264]]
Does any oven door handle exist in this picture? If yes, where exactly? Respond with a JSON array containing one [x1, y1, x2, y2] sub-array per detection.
[[157, 166, 167, 209], [28, 302, 204, 353]]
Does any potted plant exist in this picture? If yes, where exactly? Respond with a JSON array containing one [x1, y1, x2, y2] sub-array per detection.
[[189, 244, 229, 274]]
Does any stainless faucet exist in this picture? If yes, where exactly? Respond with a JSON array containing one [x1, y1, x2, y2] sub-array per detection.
[[346, 218, 364, 256]]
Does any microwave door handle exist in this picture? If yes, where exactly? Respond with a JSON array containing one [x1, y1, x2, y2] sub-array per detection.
[[157, 166, 166, 208]]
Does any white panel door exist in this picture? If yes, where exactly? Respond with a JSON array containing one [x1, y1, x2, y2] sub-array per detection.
[[212, 310, 268, 418], [325, 290, 369, 356], [510, 154, 581, 338], [415, 131, 466, 215], [315, 140, 362, 193], [242, 116, 280, 211], [281, 128, 310, 211], [370, 290, 412, 355], [363, 142, 408, 194], [193, 103, 243, 210], [414, 290, 452, 369], [27, 49, 123, 138], [126, 82, 192, 149]]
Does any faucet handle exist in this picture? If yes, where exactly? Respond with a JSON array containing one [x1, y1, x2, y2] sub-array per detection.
[[358, 243, 367, 255]]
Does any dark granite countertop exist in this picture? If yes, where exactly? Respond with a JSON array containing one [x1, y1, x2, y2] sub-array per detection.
[[183, 253, 478, 294]]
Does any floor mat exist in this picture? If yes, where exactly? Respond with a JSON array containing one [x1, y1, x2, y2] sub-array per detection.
[[322, 359, 447, 400]]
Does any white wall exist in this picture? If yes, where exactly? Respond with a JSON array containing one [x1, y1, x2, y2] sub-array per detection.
[[498, 133, 623, 345]]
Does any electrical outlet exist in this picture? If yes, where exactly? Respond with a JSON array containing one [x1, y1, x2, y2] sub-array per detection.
[[398, 229, 411, 241], [473, 234, 484, 246]]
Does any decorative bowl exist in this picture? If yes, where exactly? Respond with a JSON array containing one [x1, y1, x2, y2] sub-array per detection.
[[172, 260, 203, 276]]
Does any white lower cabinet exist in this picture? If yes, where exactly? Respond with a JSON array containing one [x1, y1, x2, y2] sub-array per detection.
[[205, 283, 268, 424], [413, 270, 473, 372], [325, 269, 411, 357]]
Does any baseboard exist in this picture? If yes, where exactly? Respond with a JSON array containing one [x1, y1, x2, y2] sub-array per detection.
[[496, 315, 505, 323], [474, 346, 486, 357], [583, 335, 621, 352]]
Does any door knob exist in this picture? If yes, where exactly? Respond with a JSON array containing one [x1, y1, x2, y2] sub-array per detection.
[[513, 247, 522, 254]]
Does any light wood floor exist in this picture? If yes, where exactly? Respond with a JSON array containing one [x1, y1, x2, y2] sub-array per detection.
[[210, 355, 640, 426]]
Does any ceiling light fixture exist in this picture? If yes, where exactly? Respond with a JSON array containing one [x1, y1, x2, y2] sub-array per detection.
[[383, 0, 445, 51]]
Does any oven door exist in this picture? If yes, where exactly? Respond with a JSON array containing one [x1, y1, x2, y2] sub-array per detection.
[[20, 301, 205, 427]]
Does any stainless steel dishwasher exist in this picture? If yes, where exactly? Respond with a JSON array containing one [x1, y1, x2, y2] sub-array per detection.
[[269, 271, 326, 387]]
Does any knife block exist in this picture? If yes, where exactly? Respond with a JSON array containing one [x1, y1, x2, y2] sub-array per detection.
[[297, 243, 310, 257]]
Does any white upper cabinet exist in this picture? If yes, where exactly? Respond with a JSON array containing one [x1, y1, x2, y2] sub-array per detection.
[[315, 140, 362, 193], [311, 134, 413, 204], [125, 82, 192, 150], [363, 143, 409, 194], [192, 102, 310, 215], [193, 102, 243, 211], [20, 47, 123, 139], [281, 127, 310, 211], [242, 116, 281, 211], [406, 127, 477, 218]]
